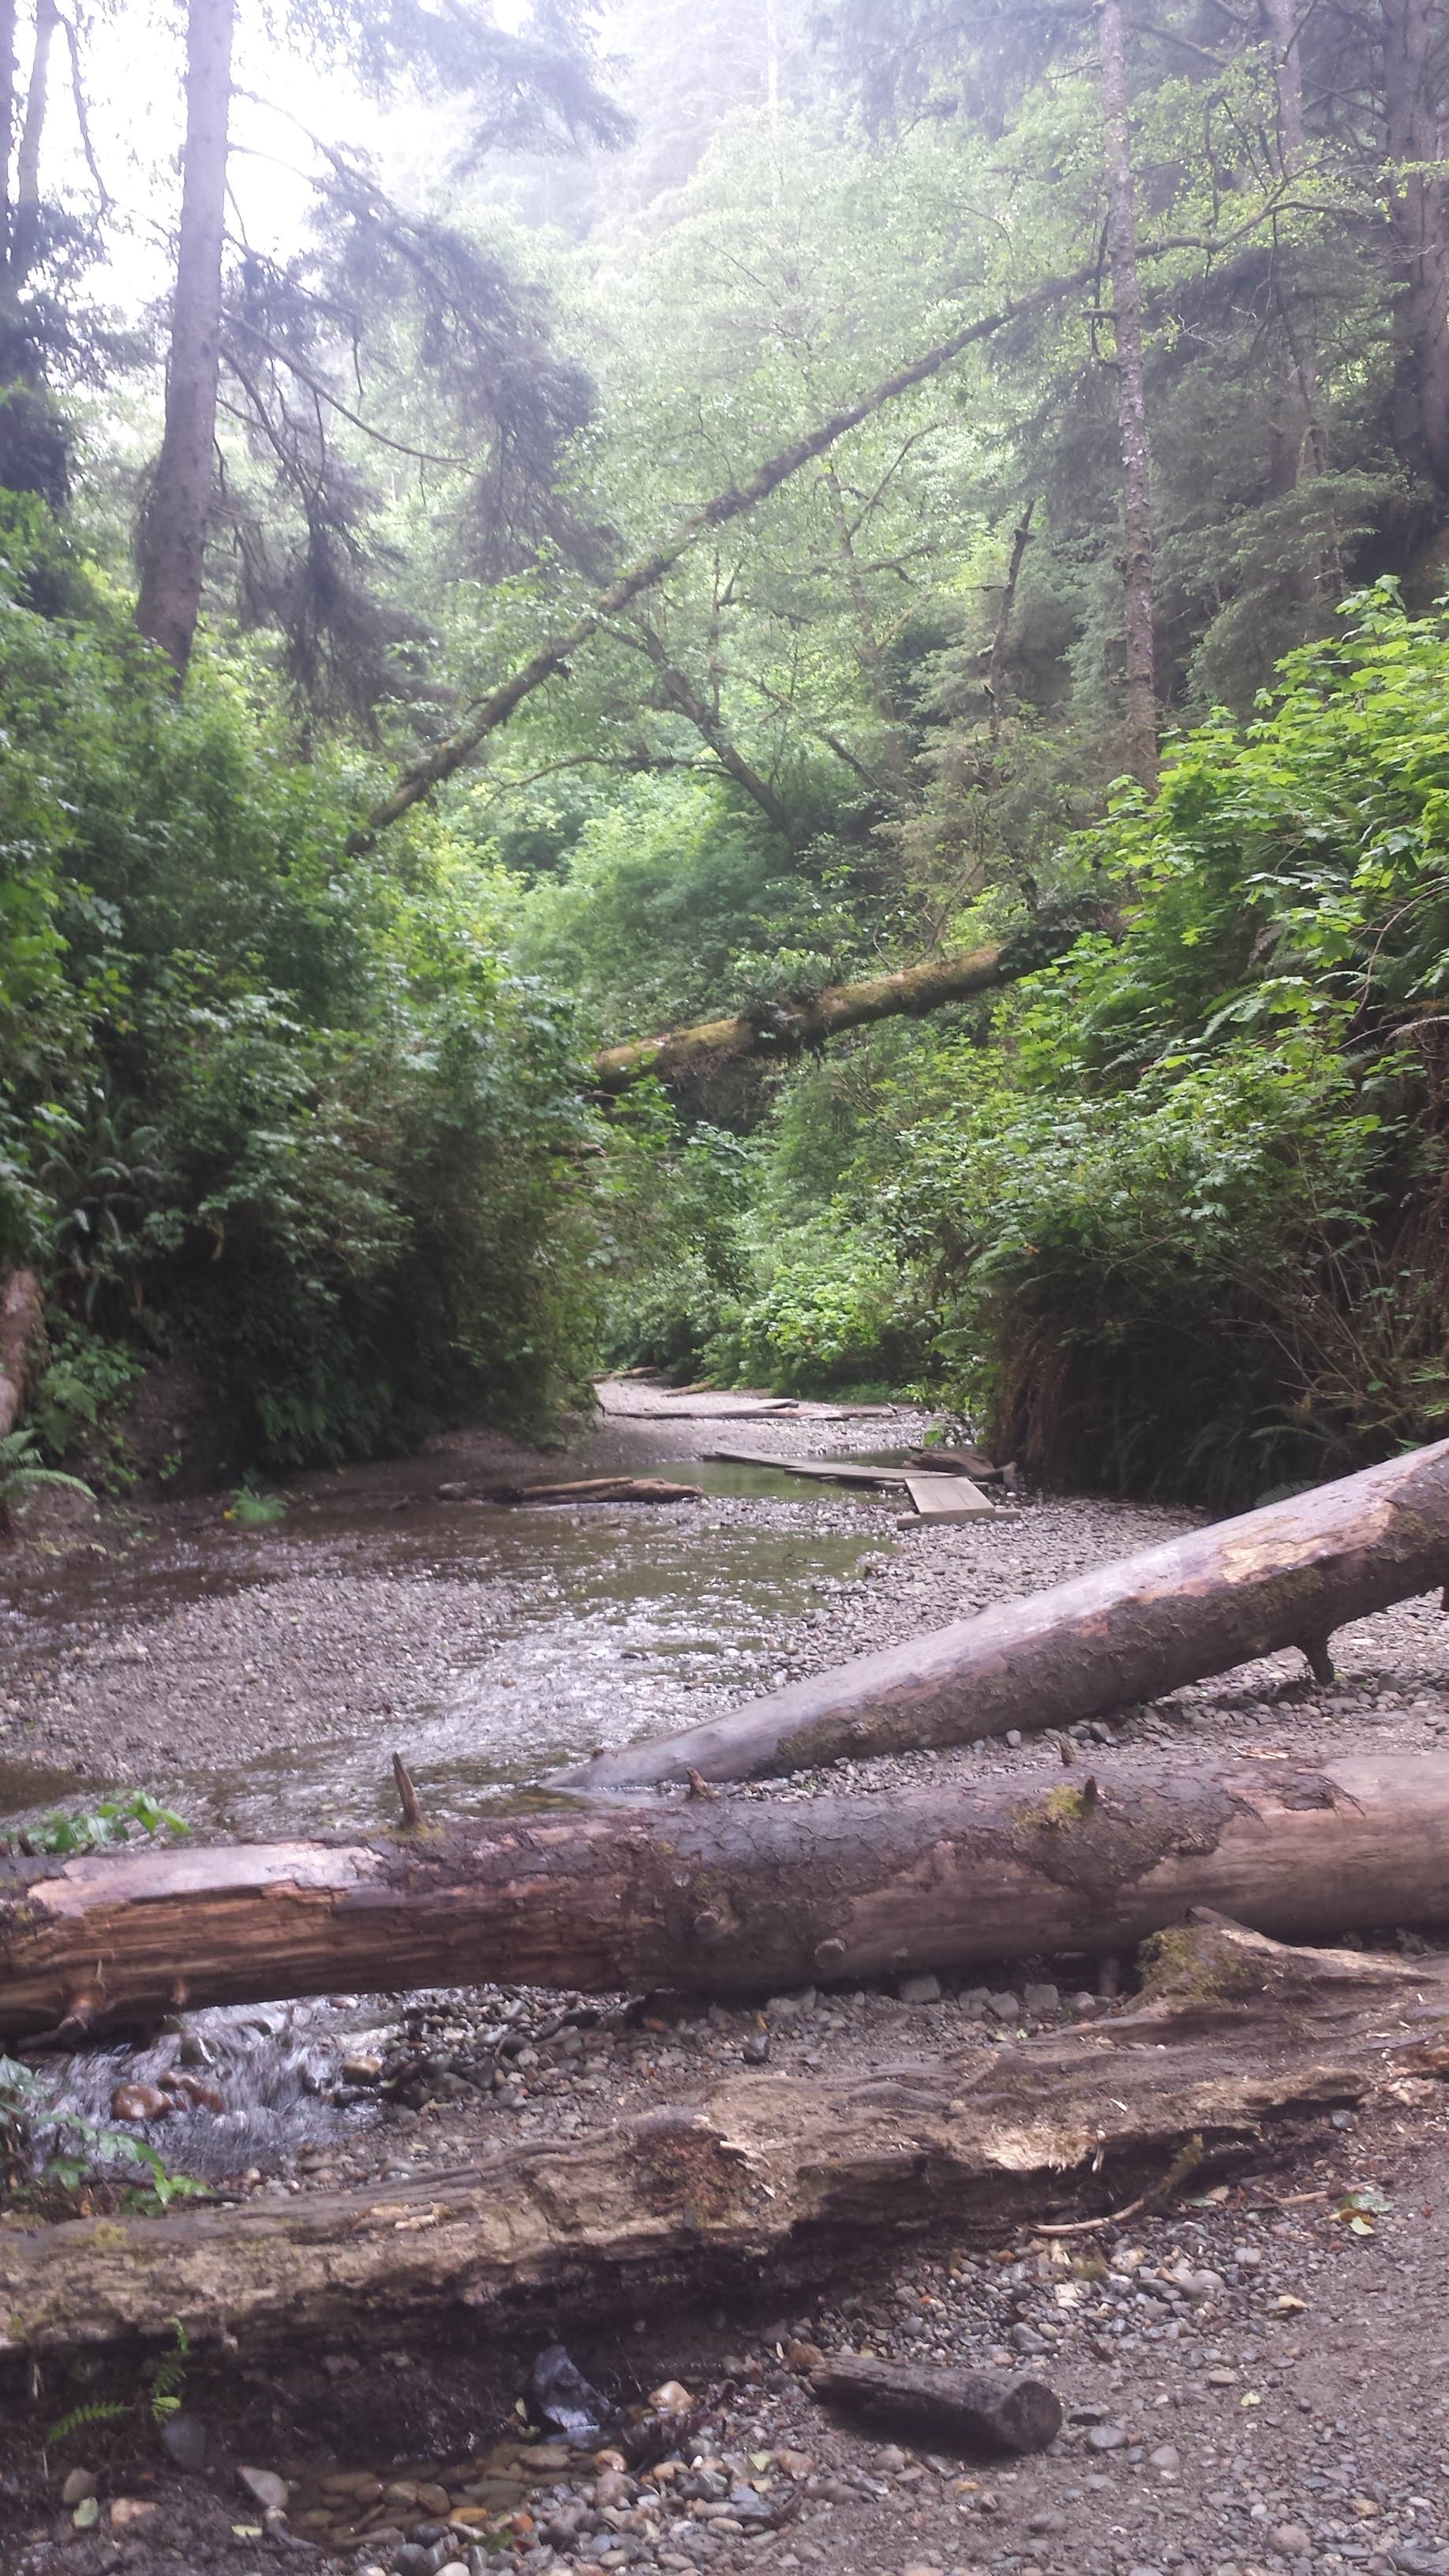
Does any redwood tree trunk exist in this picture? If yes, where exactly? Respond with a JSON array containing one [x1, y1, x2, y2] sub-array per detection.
[[135, 0, 234, 679], [562, 1437, 1449, 1787], [1098, 0, 1158, 789], [2, 1755, 1449, 2039], [1383, 0, 1449, 492]]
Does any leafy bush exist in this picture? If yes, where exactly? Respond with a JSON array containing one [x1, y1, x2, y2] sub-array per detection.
[[0, 506, 602, 1463]]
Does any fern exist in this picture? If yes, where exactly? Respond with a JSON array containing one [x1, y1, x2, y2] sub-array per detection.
[[148, 2320, 189, 2423], [49, 2399, 127, 2446]]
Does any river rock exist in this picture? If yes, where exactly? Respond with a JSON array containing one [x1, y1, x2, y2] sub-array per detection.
[[238, 2465, 290, 2512]]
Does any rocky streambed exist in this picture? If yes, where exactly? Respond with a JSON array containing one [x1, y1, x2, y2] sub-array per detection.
[[3, 1396, 1449, 2576]]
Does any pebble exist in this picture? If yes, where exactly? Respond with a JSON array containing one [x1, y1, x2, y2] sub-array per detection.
[[238, 2465, 290, 2512]]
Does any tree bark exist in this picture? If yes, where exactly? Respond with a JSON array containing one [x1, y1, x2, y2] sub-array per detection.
[[560, 1438, 1449, 1787], [0, 1265, 42, 1440], [134, 0, 234, 679], [1098, 0, 1158, 790], [592, 941, 1021, 1093], [1, 1919, 1446, 2357], [1383, 0, 1449, 492], [4, 1755, 1449, 2041], [12, 0, 54, 267]]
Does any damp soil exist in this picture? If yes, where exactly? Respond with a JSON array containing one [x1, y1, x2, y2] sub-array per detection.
[[3, 1394, 1449, 2576]]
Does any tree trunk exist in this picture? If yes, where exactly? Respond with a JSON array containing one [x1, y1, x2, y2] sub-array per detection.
[[134, 0, 234, 680], [0, 1265, 42, 1440], [1383, 0, 1449, 492], [986, 500, 1035, 748], [593, 940, 1026, 1093], [2, 1920, 1446, 2357], [561, 1438, 1449, 1787], [1098, 0, 1158, 790], [4, 1755, 1449, 2041]]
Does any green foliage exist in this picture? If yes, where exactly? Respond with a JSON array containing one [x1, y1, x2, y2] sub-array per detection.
[[0, 507, 603, 1465], [2, 1787, 189, 1855], [0, 1426, 95, 1520], [872, 590, 1449, 1497]]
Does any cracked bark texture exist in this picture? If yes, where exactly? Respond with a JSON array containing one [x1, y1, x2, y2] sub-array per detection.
[[1, 1922, 1446, 2357], [3, 1756, 1449, 2039]]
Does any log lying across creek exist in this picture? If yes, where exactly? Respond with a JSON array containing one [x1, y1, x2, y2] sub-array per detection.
[[555, 1438, 1449, 1789], [3, 1755, 1449, 2041], [2, 1919, 1447, 2356]]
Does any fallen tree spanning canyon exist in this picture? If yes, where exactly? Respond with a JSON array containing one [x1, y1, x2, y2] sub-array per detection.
[[591, 943, 1026, 1093], [556, 1438, 1449, 1789], [2, 1919, 1447, 2356], [2, 1756, 1448, 2041]]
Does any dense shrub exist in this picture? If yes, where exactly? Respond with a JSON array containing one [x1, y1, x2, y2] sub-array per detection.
[[0, 507, 599, 1465]]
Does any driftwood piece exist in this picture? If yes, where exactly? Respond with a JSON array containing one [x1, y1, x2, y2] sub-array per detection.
[[2, 1921, 1447, 2357], [0, 1267, 42, 1442], [556, 1438, 1449, 1788], [811, 2357, 1061, 2454], [3, 1755, 1449, 2040]]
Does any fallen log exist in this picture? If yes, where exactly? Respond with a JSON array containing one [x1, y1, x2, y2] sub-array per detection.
[[593, 945, 1017, 1094], [811, 2357, 1061, 2454], [4, 1755, 1449, 2039], [2, 1919, 1446, 2355], [556, 1438, 1449, 1788]]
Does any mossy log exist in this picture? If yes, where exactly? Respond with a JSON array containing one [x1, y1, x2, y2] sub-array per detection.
[[3, 1756, 1449, 2040], [556, 1439, 1449, 1788], [2, 1921, 1447, 2357], [592, 945, 1017, 1094]]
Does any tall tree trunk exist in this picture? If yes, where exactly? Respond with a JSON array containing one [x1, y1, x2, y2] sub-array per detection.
[[135, 0, 235, 680], [1260, 0, 1342, 595], [1097, 0, 1158, 791], [1383, 0, 1449, 492], [986, 500, 1035, 749], [0, 0, 15, 283], [13, 0, 55, 264]]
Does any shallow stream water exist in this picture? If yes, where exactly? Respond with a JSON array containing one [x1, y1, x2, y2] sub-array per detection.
[[2, 1417, 910, 2166]]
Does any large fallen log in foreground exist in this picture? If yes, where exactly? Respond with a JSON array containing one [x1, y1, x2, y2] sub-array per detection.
[[2, 1920, 1447, 2357], [3, 1755, 1449, 2039], [556, 1438, 1449, 1788]]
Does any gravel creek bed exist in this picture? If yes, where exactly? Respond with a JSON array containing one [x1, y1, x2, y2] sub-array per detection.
[[3, 1400, 1449, 2576]]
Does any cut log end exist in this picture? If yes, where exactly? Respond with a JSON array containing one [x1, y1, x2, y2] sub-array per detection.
[[811, 2355, 1063, 2455]]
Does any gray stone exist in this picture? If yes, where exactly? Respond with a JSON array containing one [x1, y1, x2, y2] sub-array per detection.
[[159, 2413, 208, 2473], [238, 2466, 289, 2513], [897, 1972, 942, 2006]]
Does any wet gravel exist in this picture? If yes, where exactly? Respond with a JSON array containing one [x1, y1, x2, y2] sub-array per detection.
[[4, 1395, 1449, 2576]]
